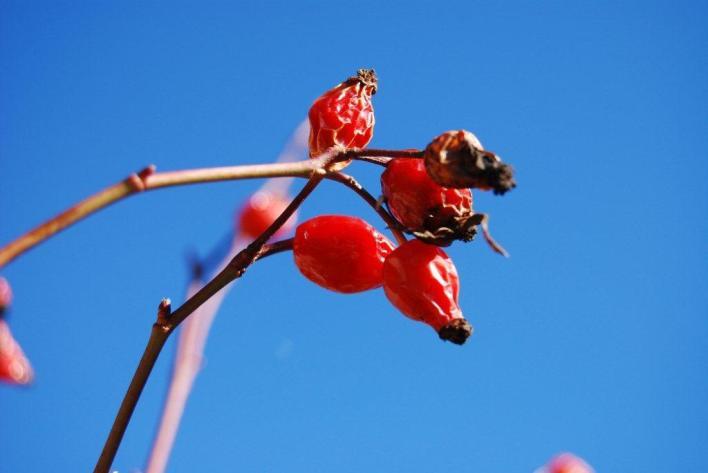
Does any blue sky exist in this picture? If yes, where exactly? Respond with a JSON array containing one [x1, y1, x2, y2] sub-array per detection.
[[1, 1, 706, 471]]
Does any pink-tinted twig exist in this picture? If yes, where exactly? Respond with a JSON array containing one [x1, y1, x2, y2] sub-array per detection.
[[145, 121, 307, 473]]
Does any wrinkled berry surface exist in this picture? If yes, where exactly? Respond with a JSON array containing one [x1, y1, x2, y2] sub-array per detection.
[[383, 239, 463, 331], [294, 215, 394, 293], [308, 71, 376, 158], [382, 158, 473, 232]]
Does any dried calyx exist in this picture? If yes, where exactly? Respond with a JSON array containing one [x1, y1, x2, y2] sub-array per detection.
[[347, 68, 378, 94], [381, 158, 490, 248], [438, 318, 473, 345], [411, 211, 485, 247], [424, 130, 516, 194]]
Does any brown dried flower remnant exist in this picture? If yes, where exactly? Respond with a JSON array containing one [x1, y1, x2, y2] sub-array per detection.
[[424, 130, 516, 194]]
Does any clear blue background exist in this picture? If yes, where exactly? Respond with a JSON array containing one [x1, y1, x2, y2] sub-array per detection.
[[1, 1, 706, 471]]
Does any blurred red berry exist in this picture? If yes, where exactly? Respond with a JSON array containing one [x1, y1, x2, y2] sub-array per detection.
[[293, 215, 394, 293], [308, 69, 377, 160], [381, 158, 479, 246], [0, 277, 12, 312], [0, 320, 33, 386], [546, 453, 594, 473], [237, 191, 296, 239], [382, 239, 472, 344]]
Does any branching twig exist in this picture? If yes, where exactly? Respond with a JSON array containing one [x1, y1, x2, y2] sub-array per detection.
[[325, 172, 407, 245], [146, 122, 308, 473], [348, 148, 422, 159], [93, 153, 333, 472], [0, 149, 422, 269]]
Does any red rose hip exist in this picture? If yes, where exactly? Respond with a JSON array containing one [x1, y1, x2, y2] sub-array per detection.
[[545, 453, 594, 473], [293, 215, 394, 293], [308, 69, 377, 159], [237, 191, 296, 239], [0, 320, 34, 386], [381, 158, 478, 246], [382, 239, 472, 344]]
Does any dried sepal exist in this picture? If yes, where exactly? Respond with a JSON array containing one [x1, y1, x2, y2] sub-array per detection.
[[410, 211, 484, 247], [308, 69, 377, 161], [348, 68, 378, 94], [424, 130, 516, 194], [438, 318, 473, 345]]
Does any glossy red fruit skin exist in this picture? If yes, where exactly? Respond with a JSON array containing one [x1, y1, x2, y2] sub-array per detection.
[[381, 158, 473, 242], [293, 215, 394, 294], [237, 191, 296, 239], [0, 320, 33, 386], [308, 69, 377, 158], [383, 239, 466, 334], [546, 453, 594, 473]]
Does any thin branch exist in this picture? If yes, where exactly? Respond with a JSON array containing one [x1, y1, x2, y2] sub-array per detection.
[[146, 122, 308, 473], [144, 279, 204, 473], [0, 148, 415, 269], [0, 160, 314, 268], [94, 301, 172, 473], [144, 238, 293, 473], [145, 171, 399, 473], [325, 173, 407, 245], [94, 165, 328, 473], [350, 155, 391, 167], [259, 237, 294, 257], [347, 148, 422, 159]]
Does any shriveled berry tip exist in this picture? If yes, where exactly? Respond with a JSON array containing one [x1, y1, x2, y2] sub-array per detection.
[[438, 318, 473, 345], [354, 69, 378, 93]]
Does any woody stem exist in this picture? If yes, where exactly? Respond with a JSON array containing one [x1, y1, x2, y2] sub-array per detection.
[[0, 148, 419, 269]]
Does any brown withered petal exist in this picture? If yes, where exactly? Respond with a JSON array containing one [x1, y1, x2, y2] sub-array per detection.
[[424, 130, 516, 195], [411, 212, 484, 247]]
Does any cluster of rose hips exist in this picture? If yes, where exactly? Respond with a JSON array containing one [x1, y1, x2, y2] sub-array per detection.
[[243, 69, 516, 345], [0, 68, 600, 473]]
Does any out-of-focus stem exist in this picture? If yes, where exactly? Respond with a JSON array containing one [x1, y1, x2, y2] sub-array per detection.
[[143, 239, 295, 473], [94, 305, 172, 473], [143, 278, 203, 473], [94, 164, 326, 472], [147, 121, 306, 473]]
